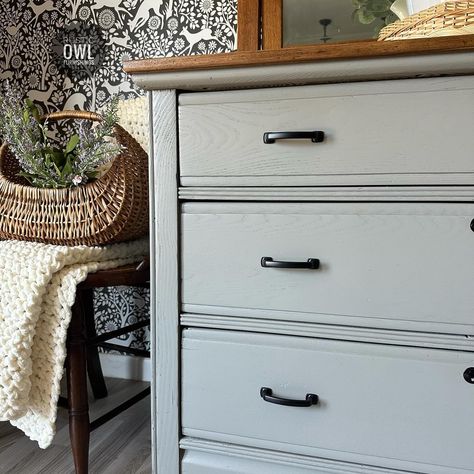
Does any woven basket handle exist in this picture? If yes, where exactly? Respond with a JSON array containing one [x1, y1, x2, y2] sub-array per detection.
[[40, 110, 102, 123]]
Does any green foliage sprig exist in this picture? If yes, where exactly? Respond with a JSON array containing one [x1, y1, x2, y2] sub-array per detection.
[[353, 0, 398, 31], [0, 84, 122, 189]]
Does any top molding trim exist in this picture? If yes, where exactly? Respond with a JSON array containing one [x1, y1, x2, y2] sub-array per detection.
[[125, 35, 474, 74], [125, 48, 474, 91]]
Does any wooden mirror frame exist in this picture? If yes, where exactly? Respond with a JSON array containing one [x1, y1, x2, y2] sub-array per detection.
[[237, 0, 282, 50], [262, 0, 282, 50], [237, 0, 474, 58], [124, 0, 474, 75]]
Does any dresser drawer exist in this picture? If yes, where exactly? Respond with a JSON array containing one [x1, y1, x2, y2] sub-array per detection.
[[179, 77, 474, 187], [181, 202, 474, 334], [182, 329, 474, 473]]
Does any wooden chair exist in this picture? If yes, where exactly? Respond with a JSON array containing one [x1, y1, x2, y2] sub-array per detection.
[[64, 260, 150, 474]]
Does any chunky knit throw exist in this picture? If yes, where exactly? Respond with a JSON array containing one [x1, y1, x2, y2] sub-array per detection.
[[0, 238, 148, 448]]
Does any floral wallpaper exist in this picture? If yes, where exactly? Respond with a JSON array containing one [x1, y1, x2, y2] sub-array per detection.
[[0, 0, 237, 351], [0, 0, 237, 112], [94, 286, 151, 351]]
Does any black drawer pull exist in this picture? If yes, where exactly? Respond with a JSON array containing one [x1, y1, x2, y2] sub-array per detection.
[[260, 387, 319, 407], [261, 257, 320, 269], [263, 131, 325, 144], [464, 367, 474, 384]]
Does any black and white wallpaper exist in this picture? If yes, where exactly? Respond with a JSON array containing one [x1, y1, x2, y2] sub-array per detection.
[[0, 0, 238, 350], [0, 0, 237, 111]]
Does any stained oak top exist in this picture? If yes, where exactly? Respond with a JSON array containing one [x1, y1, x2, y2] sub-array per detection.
[[124, 35, 474, 91], [124, 35, 474, 74]]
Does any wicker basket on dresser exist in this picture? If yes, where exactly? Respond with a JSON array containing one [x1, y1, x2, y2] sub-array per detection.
[[127, 51, 474, 474]]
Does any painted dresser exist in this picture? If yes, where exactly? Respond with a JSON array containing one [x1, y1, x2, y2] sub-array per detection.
[[127, 51, 474, 474]]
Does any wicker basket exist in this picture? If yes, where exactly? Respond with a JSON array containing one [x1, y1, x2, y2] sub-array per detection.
[[0, 110, 149, 246], [379, 1, 474, 40]]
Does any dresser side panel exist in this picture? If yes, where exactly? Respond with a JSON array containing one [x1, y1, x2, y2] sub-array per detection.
[[151, 90, 180, 474]]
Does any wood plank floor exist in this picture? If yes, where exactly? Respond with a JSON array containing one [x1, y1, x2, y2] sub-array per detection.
[[0, 378, 151, 474]]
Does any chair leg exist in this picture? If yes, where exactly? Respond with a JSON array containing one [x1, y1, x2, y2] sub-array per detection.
[[67, 297, 90, 474], [83, 288, 108, 399]]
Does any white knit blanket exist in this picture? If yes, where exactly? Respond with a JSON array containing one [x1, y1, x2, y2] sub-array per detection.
[[0, 238, 148, 448]]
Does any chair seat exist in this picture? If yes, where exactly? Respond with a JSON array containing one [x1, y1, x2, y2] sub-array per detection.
[[79, 261, 150, 289]]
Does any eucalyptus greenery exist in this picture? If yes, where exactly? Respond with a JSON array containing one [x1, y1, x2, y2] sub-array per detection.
[[353, 0, 398, 31], [0, 85, 121, 189]]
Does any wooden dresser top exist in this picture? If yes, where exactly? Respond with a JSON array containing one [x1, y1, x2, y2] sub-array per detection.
[[124, 35, 474, 91]]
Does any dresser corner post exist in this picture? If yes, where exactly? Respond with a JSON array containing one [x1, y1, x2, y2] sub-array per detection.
[[149, 89, 180, 474]]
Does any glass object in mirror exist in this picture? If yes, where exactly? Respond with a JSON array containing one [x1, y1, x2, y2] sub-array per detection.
[[283, 0, 399, 46]]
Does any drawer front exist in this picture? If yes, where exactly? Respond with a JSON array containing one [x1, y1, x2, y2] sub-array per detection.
[[179, 77, 474, 186], [181, 202, 474, 334], [182, 329, 474, 473]]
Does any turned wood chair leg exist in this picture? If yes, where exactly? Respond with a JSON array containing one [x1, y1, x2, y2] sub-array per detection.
[[67, 298, 90, 474], [82, 288, 108, 399]]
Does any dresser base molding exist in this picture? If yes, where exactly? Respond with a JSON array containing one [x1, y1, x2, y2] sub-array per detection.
[[180, 313, 474, 352], [179, 186, 474, 202], [180, 438, 416, 474]]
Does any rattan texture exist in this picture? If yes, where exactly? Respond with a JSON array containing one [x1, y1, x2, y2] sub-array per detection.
[[379, 1, 474, 40], [0, 110, 149, 246]]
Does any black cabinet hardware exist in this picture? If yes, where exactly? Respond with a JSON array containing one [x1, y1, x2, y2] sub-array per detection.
[[263, 131, 325, 144], [261, 257, 320, 269], [463, 368, 474, 384], [470, 219, 474, 232], [260, 387, 319, 407]]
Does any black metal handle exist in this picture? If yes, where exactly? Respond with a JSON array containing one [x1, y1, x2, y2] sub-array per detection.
[[464, 368, 474, 384], [260, 387, 319, 407], [263, 131, 325, 144], [261, 257, 320, 269]]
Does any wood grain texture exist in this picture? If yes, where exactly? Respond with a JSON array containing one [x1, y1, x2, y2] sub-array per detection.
[[0, 378, 150, 474], [237, 0, 260, 51], [151, 90, 180, 474], [261, 0, 282, 50], [182, 329, 474, 474], [179, 76, 474, 187], [181, 202, 474, 333], [123, 34, 474, 74], [181, 438, 412, 474]]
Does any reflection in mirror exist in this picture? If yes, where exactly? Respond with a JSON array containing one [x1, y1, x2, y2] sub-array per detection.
[[283, 0, 398, 46]]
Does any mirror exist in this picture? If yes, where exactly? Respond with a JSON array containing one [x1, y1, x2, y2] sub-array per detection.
[[239, 0, 474, 57], [283, 0, 398, 47]]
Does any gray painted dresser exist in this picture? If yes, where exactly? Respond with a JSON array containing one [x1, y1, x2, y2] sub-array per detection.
[[129, 51, 474, 474]]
